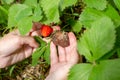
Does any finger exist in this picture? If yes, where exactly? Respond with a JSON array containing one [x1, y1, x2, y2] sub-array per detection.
[[52, 26, 61, 31], [20, 36, 39, 48], [24, 45, 33, 58], [31, 30, 40, 36], [58, 46, 66, 62], [50, 42, 58, 66], [0, 46, 33, 68], [65, 32, 78, 62]]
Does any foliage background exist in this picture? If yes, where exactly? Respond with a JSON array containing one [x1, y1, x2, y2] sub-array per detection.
[[0, 0, 120, 80]]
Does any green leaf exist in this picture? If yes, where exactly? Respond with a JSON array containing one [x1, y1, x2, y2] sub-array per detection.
[[78, 17, 116, 62], [104, 4, 120, 27], [60, 0, 77, 11], [32, 46, 46, 66], [68, 64, 93, 80], [68, 20, 82, 33], [89, 59, 120, 80], [69, 59, 120, 80], [32, 5, 43, 22], [3, 0, 14, 4], [77, 39, 92, 61], [9, 65, 16, 76], [80, 4, 120, 28], [40, 0, 60, 24], [34, 36, 46, 47], [83, 0, 107, 10], [79, 7, 104, 28], [24, 0, 37, 7], [98, 49, 116, 61], [117, 48, 120, 58], [115, 26, 120, 48], [0, 6, 8, 24], [8, 4, 30, 28], [113, 0, 120, 10], [18, 17, 32, 35], [15, 7, 32, 22], [44, 43, 50, 64]]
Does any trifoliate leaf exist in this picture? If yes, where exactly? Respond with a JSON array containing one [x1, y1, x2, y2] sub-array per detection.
[[78, 17, 116, 62], [8, 4, 31, 28], [69, 59, 120, 80], [83, 0, 107, 10]]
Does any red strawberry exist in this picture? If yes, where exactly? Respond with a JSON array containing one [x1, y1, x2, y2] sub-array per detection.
[[40, 25, 53, 37]]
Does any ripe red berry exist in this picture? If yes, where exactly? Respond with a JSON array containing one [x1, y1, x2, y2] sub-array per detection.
[[40, 25, 53, 37]]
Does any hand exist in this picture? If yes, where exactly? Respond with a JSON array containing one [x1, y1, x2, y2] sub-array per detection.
[[46, 32, 79, 80], [0, 29, 39, 68], [0, 25, 60, 68]]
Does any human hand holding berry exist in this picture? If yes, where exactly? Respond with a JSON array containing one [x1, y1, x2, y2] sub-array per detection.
[[46, 32, 79, 80]]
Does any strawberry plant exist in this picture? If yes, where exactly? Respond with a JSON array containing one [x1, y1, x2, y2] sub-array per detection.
[[1, 0, 120, 79]]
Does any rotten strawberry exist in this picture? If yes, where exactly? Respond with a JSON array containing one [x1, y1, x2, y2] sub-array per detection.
[[52, 30, 70, 47], [40, 25, 53, 37]]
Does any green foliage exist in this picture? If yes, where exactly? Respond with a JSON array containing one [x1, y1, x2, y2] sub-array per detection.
[[80, 4, 120, 28], [113, 0, 120, 11], [104, 4, 120, 27], [69, 59, 120, 80], [8, 3, 43, 35], [24, 0, 37, 7], [83, 0, 107, 10], [43, 43, 50, 64], [40, 0, 78, 24], [69, 64, 93, 80], [1, 0, 120, 79], [115, 26, 120, 48], [32, 36, 50, 65], [78, 17, 116, 62], [0, 5, 8, 24], [40, 0, 60, 24], [32, 46, 46, 66], [1, 0, 14, 4], [68, 20, 82, 33], [60, 0, 78, 11], [80, 7, 104, 28]]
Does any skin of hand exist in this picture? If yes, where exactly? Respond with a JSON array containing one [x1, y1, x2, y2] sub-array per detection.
[[0, 26, 60, 68], [0, 29, 39, 68], [46, 32, 79, 80]]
